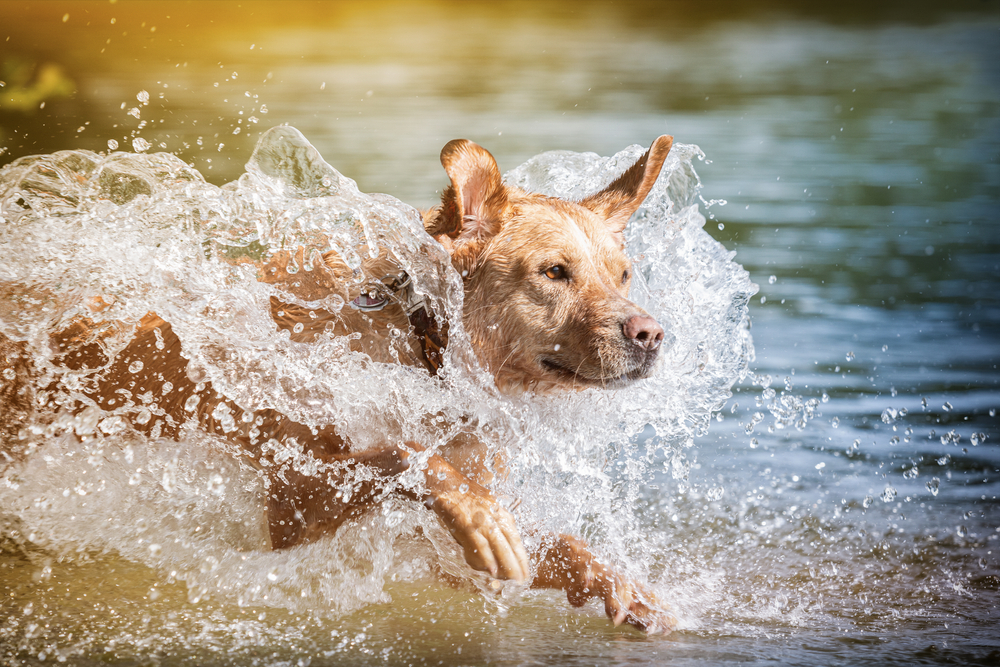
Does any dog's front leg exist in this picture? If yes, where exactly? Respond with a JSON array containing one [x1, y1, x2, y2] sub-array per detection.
[[263, 439, 528, 582], [262, 441, 416, 548], [419, 450, 530, 582], [531, 533, 676, 634]]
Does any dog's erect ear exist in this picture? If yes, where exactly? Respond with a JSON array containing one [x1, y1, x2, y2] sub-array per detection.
[[580, 135, 673, 234], [437, 139, 508, 241]]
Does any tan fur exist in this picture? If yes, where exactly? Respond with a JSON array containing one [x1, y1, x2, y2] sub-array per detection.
[[0, 136, 677, 634]]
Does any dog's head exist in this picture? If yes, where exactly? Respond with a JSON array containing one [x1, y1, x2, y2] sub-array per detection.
[[425, 136, 673, 393]]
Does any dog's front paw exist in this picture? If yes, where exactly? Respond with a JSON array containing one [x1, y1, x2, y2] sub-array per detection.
[[423, 459, 529, 582], [591, 569, 676, 635], [557, 542, 676, 635]]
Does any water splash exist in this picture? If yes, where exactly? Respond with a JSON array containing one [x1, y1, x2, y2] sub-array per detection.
[[0, 126, 755, 617]]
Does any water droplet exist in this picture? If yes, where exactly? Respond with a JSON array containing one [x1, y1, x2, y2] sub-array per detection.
[[134, 408, 151, 425], [259, 104, 268, 114], [232, 126, 242, 135], [902, 466, 918, 479], [137, 90, 149, 103], [881, 407, 897, 424], [107, 139, 119, 151], [207, 474, 225, 496], [132, 137, 151, 153], [942, 402, 953, 412], [128, 107, 141, 119], [706, 486, 724, 501], [926, 478, 940, 496], [293, 323, 304, 334], [184, 394, 201, 412], [940, 430, 960, 446], [845, 351, 855, 361], [990, 409, 996, 417], [458, 483, 469, 494], [717, 222, 724, 230], [831, 417, 839, 428], [971, 432, 986, 446], [890, 386, 897, 397], [749, 438, 758, 448], [554, 343, 561, 352], [881, 486, 897, 503], [815, 462, 826, 470], [956, 525, 968, 538], [889, 436, 900, 445], [161, 471, 176, 493], [821, 392, 829, 403], [863, 495, 874, 508], [1, 368, 15, 380], [128, 360, 144, 373], [768, 275, 776, 284], [99, 416, 125, 434]]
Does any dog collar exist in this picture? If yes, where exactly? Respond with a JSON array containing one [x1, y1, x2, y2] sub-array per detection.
[[348, 270, 446, 375], [348, 271, 424, 315]]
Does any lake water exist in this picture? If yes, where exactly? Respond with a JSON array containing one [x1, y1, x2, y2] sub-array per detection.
[[1, 2, 998, 666]]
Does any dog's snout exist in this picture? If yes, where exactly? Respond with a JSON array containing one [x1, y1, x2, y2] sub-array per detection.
[[623, 314, 664, 351]]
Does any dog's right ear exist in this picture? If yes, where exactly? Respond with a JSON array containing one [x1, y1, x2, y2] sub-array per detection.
[[580, 135, 673, 236], [434, 139, 509, 243]]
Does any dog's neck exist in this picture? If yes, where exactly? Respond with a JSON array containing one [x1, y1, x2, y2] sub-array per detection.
[[345, 268, 447, 375]]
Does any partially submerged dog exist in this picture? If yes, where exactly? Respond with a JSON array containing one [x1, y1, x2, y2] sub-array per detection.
[[3, 134, 677, 633]]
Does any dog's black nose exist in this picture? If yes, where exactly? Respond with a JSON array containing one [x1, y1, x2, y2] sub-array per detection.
[[623, 314, 664, 351]]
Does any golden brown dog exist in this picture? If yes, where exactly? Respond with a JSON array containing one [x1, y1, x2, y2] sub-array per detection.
[[1, 135, 677, 633]]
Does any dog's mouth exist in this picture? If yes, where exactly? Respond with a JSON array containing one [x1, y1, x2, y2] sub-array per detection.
[[540, 351, 659, 388]]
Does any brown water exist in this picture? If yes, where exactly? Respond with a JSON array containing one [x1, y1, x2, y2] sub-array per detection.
[[2, 2, 999, 665]]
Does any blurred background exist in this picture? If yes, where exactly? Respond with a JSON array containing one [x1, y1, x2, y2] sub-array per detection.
[[1, 1, 999, 664], [1, 0, 998, 331]]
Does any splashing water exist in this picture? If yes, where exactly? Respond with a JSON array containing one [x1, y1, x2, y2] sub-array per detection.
[[0, 127, 754, 635]]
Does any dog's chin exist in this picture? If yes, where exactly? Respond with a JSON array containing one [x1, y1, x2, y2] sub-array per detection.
[[539, 352, 660, 390]]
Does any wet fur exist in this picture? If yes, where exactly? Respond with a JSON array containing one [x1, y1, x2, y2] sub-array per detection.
[[0, 136, 677, 634]]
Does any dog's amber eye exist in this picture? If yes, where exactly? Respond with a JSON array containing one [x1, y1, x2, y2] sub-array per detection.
[[544, 265, 566, 280]]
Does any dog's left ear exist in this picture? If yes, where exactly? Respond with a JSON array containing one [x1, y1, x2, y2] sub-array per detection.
[[580, 135, 673, 234], [436, 139, 509, 242]]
